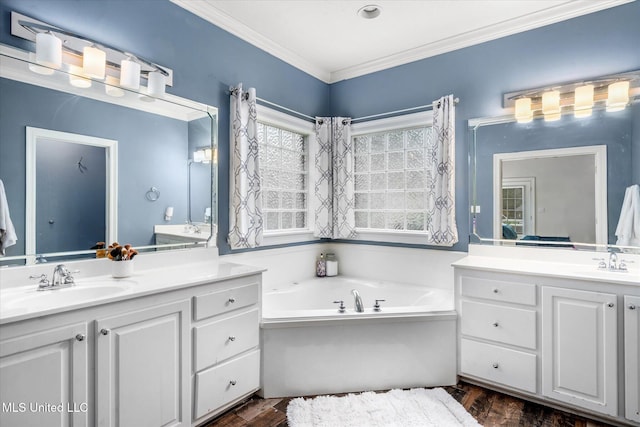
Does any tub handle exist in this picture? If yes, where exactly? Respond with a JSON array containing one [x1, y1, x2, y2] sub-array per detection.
[[373, 299, 386, 312], [333, 300, 346, 313]]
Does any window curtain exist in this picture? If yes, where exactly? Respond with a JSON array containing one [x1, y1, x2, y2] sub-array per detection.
[[228, 84, 263, 249], [427, 94, 458, 246], [314, 117, 356, 239]]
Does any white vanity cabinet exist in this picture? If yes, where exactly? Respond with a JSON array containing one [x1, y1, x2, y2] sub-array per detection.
[[95, 300, 191, 427], [625, 295, 640, 423], [454, 261, 640, 426], [0, 323, 89, 427], [541, 287, 617, 416], [191, 276, 261, 424]]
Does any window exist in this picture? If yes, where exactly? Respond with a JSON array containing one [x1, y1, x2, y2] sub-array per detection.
[[350, 111, 435, 244], [256, 105, 317, 245]]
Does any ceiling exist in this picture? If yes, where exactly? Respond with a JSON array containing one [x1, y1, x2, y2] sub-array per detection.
[[171, 0, 633, 83]]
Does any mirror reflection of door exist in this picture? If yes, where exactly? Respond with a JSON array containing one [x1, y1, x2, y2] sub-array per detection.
[[36, 139, 106, 253]]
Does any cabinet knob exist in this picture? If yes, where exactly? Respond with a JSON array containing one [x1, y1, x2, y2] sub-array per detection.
[[228, 297, 236, 304], [630, 305, 637, 310], [100, 328, 110, 335], [75, 334, 85, 342], [492, 363, 499, 369], [229, 380, 237, 386], [607, 302, 614, 308], [228, 336, 236, 342], [492, 288, 499, 293], [492, 322, 499, 328]]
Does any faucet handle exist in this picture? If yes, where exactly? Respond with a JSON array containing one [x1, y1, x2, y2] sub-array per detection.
[[592, 257, 607, 269], [333, 300, 346, 313], [373, 299, 386, 312], [619, 259, 634, 271], [29, 273, 49, 284]]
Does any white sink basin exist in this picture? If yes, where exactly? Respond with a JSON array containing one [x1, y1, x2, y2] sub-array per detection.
[[4, 281, 134, 309]]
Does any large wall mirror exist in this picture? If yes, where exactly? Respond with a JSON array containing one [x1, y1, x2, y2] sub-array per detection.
[[469, 101, 639, 251], [0, 46, 218, 266]]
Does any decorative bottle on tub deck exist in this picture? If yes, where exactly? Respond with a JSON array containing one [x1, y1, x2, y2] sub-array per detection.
[[316, 253, 326, 277], [326, 253, 338, 276]]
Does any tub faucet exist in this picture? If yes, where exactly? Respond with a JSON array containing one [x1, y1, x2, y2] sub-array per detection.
[[351, 289, 364, 313]]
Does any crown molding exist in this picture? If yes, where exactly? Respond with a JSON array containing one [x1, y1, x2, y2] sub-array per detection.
[[170, 0, 331, 82], [171, 0, 634, 84]]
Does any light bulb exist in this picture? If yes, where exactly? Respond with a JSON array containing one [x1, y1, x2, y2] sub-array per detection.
[[514, 98, 533, 123], [573, 85, 594, 118], [542, 90, 560, 115], [607, 81, 630, 112]]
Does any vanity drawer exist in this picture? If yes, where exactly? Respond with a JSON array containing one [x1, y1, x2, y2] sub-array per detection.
[[194, 282, 259, 321], [461, 276, 536, 306], [194, 309, 259, 371], [194, 350, 260, 419], [460, 339, 536, 393], [461, 301, 536, 349]]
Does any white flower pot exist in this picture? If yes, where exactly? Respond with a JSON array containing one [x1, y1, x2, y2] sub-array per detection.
[[112, 260, 134, 278]]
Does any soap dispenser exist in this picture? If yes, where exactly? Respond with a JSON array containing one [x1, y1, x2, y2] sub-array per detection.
[[316, 253, 326, 277]]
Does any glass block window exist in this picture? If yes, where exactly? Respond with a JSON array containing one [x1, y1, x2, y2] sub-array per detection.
[[257, 122, 308, 231], [353, 126, 433, 232]]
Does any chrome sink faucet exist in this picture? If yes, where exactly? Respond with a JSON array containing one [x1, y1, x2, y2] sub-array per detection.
[[31, 264, 77, 291], [608, 251, 618, 271], [351, 289, 364, 313], [595, 251, 632, 272]]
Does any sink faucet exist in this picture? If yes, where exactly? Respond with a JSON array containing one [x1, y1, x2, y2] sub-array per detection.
[[608, 251, 618, 271], [351, 289, 364, 313], [31, 264, 77, 291]]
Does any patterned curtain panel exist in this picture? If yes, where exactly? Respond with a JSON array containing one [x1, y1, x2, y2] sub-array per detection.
[[228, 84, 263, 249], [313, 117, 357, 239], [427, 94, 458, 246]]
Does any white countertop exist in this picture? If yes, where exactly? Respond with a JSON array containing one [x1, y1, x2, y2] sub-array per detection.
[[0, 249, 264, 325], [453, 245, 639, 287]]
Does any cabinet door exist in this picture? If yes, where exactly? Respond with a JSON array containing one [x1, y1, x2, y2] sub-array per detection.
[[625, 295, 640, 423], [542, 287, 617, 416], [95, 300, 190, 427], [0, 323, 88, 427]]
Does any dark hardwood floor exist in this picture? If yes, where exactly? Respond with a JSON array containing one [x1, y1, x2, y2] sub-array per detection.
[[201, 381, 613, 427]]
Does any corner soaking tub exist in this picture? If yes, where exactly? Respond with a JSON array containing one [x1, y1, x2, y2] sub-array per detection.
[[260, 277, 457, 398]]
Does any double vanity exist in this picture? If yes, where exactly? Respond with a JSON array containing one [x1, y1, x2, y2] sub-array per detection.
[[0, 248, 262, 427]]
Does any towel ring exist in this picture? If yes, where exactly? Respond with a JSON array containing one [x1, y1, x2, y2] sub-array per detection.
[[145, 187, 160, 202]]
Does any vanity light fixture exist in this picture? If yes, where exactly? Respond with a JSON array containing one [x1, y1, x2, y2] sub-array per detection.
[[68, 65, 92, 88], [514, 97, 533, 123], [504, 69, 639, 123], [607, 80, 630, 112], [35, 31, 62, 68], [11, 11, 172, 97], [573, 84, 594, 118], [82, 45, 106, 79]]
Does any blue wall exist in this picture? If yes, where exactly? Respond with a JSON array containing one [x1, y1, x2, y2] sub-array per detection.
[[1, 0, 638, 255]]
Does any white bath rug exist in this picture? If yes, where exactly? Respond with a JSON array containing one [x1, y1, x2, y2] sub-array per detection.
[[286, 387, 480, 427]]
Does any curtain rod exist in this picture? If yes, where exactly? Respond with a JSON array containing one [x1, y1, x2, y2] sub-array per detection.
[[351, 97, 460, 123], [229, 86, 459, 124]]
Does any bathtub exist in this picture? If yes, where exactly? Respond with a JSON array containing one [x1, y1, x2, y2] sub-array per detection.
[[260, 276, 457, 398]]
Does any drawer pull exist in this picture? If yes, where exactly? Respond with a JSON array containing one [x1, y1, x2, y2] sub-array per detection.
[[492, 363, 499, 369], [492, 288, 499, 294], [75, 334, 85, 342], [492, 322, 499, 328], [228, 336, 236, 342], [228, 297, 236, 304], [229, 380, 237, 386]]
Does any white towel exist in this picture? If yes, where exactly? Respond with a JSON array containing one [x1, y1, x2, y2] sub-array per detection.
[[615, 184, 640, 247], [0, 179, 18, 255]]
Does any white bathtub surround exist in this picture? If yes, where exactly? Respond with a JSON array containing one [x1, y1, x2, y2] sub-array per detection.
[[261, 276, 456, 398], [287, 388, 479, 427]]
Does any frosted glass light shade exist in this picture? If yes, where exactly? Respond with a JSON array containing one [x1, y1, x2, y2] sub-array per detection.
[[193, 150, 205, 163], [147, 71, 166, 97], [542, 90, 561, 115], [68, 65, 92, 88], [120, 58, 141, 89], [607, 81, 630, 112], [28, 52, 54, 75], [514, 98, 533, 123], [35, 32, 62, 68], [574, 85, 594, 118], [83, 45, 106, 79], [105, 75, 125, 97]]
